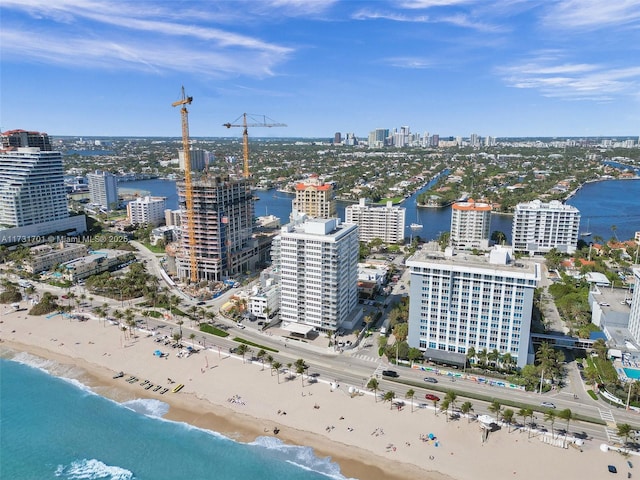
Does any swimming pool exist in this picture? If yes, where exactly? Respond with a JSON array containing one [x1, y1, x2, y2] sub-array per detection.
[[623, 368, 640, 379]]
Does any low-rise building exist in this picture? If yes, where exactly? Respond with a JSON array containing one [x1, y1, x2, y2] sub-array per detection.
[[26, 242, 88, 273], [249, 281, 280, 319], [61, 249, 134, 282], [127, 196, 166, 226]]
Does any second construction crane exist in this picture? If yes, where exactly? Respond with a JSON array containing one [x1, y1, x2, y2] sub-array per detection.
[[223, 113, 286, 178], [172, 87, 198, 284]]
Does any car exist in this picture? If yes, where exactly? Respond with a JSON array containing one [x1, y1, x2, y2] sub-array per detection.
[[382, 370, 399, 378], [424, 377, 438, 384], [425, 393, 440, 402], [541, 401, 556, 409], [608, 465, 617, 474], [196, 301, 205, 305]]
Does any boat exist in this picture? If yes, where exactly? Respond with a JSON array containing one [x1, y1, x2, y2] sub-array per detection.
[[580, 219, 592, 237], [410, 223, 423, 230]]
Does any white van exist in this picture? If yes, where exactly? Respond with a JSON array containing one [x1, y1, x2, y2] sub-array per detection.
[[379, 326, 386, 335]]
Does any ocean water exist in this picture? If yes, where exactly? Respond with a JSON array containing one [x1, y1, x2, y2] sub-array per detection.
[[0, 354, 352, 480]]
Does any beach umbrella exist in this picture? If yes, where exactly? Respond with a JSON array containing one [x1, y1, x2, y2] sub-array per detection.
[[154, 350, 162, 356], [428, 433, 434, 439]]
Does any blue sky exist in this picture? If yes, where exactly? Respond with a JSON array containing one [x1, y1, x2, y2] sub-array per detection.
[[2, 0, 640, 139]]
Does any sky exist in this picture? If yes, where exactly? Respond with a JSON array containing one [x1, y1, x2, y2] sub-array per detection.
[[1, 0, 640, 139]]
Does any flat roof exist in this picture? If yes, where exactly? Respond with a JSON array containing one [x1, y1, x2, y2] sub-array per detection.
[[282, 322, 315, 336]]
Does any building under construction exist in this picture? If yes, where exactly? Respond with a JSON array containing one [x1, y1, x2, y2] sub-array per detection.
[[175, 174, 271, 282]]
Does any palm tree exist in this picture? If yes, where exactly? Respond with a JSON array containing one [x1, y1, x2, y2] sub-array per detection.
[[502, 409, 515, 433], [558, 408, 574, 440], [294, 358, 308, 387], [488, 400, 502, 421], [189, 333, 196, 347], [367, 378, 380, 402], [405, 389, 416, 413], [518, 408, 532, 435], [618, 423, 632, 446], [236, 343, 250, 363], [383, 390, 396, 410], [256, 349, 267, 370], [440, 399, 451, 421], [544, 410, 557, 439], [466, 346, 476, 370], [431, 397, 439, 415], [444, 390, 457, 420], [488, 349, 500, 369], [271, 360, 282, 383], [460, 401, 474, 423]]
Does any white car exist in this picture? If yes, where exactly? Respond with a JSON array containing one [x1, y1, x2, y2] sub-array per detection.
[[541, 401, 556, 409]]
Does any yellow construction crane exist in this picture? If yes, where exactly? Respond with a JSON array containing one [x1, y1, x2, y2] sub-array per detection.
[[172, 87, 198, 284], [223, 113, 286, 178]]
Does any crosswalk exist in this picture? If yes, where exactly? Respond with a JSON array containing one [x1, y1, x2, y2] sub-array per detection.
[[350, 352, 380, 363], [598, 408, 621, 442]]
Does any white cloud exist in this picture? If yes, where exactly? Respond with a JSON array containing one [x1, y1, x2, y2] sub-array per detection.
[[497, 54, 640, 101], [541, 0, 640, 30], [398, 0, 477, 8], [384, 57, 435, 69], [0, 0, 293, 77]]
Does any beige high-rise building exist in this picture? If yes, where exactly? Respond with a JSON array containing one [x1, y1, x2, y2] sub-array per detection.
[[450, 199, 492, 250], [291, 174, 336, 220]]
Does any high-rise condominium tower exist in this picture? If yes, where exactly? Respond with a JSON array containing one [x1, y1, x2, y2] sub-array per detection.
[[176, 175, 261, 282], [291, 174, 336, 220], [450, 199, 492, 250], [512, 200, 580, 255], [345, 199, 406, 244], [272, 218, 359, 332], [407, 246, 540, 369], [87, 170, 119, 211]]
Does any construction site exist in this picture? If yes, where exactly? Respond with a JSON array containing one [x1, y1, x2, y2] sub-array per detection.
[[169, 89, 285, 297]]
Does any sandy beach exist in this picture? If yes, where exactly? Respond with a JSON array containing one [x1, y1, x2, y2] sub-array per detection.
[[0, 307, 627, 480]]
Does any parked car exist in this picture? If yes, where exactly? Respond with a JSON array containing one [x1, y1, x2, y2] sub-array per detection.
[[382, 370, 399, 378], [541, 401, 556, 409], [425, 393, 440, 402], [424, 377, 438, 384]]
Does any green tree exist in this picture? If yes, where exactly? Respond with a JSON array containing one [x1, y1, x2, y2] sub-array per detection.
[[502, 409, 515, 433], [460, 401, 473, 423], [383, 390, 396, 410], [257, 349, 267, 370], [544, 410, 557, 439], [405, 388, 416, 413], [236, 343, 250, 363], [367, 378, 380, 402], [294, 358, 308, 387], [618, 423, 632, 446], [271, 360, 282, 383], [557, 408, 574, 439]]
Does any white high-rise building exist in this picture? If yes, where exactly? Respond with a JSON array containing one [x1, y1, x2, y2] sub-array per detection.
[[273, 217, 360, 333], [407, 246, 540, 369], [178, 148, 208, 172], [0, 146, 87, 243], [127, 196, 167, 226], [450, 199, 492, 250], [628, 268, 640, 344], [87, 170, 118, 211], [345, 199, 405, 244], [512, 200, 580, 255], [0, 147, 69, 227]]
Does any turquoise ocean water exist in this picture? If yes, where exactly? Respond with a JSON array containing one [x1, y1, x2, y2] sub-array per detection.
[[0, 354, 352, 480]]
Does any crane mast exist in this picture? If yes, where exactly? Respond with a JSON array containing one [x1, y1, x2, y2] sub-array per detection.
[[172, 87, 198, 284]]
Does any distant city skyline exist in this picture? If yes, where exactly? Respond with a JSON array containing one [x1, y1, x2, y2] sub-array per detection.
[[2, 1, 640, 139]]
